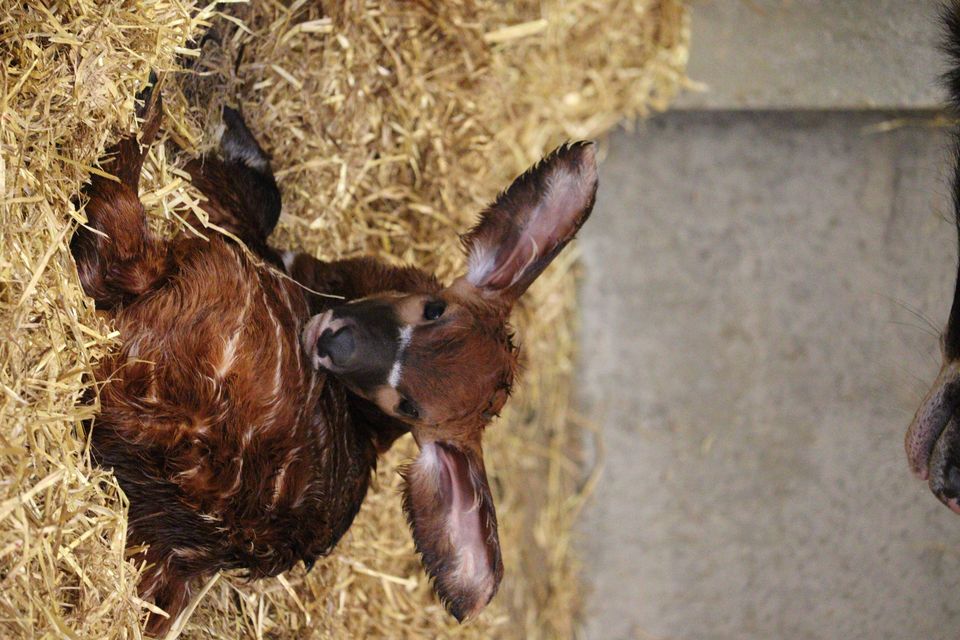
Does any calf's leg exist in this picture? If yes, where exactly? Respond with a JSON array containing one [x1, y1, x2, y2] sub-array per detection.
[[70, 77, 170, 310]]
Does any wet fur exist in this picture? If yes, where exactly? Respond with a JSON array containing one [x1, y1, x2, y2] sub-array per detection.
[[74, 93, 392, 635], [73, 82, 598, 634]]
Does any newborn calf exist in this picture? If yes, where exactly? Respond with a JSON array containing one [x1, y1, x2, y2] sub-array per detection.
[[72, 81, 598, 635]]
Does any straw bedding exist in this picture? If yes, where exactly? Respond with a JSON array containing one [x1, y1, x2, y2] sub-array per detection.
[[0, 0, 688, 637]]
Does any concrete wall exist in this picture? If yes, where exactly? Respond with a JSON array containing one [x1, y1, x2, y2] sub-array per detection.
[[568, 0, 960, 640], [675, 0, 943, 110], [578, 111, 960, 640], [577, 3, 960, 635]]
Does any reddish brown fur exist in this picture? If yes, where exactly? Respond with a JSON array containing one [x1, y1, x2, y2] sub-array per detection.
[[76, 92, 385, 636], [73, 81, 597, 634], [400, 299, 515, 428], [286, 141, 597, 622]]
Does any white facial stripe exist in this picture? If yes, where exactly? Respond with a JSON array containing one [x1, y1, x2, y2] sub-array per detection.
[[389, 325, 414, 389], [388, 359, 403, 388], [399, 325, 413, 349]]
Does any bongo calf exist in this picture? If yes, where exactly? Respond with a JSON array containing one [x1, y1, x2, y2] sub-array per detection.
[[72, 80, 597, 635]]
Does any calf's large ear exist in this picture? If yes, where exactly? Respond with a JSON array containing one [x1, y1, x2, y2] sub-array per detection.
[[401, 440, 503, 621], [460, 141, 598, 305]]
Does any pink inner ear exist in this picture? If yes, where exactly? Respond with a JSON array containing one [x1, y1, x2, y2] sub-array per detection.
[[479, 228, 539, 290], [468, 145, 598, 292], [435, 444, 491, 581], [406, 441, 501, 621]]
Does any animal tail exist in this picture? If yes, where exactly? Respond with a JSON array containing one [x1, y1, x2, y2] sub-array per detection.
[[941, 1, 960, 359]]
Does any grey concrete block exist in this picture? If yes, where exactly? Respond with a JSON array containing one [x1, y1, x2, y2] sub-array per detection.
[[577, 112, 960, 640], [675, 0, 944, 110]]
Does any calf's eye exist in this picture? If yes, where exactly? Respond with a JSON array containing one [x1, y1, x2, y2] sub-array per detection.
[[423, 300, 446, 321], [398, 397, 420, 419]]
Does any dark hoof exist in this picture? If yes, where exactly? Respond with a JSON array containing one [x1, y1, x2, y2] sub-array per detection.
[[135, 70, 159, 119], [220, 106, 271, 173]]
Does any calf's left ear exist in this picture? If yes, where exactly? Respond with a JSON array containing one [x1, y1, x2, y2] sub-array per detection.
[[401, 440, 503, 621], [460, 141, 599, 305]]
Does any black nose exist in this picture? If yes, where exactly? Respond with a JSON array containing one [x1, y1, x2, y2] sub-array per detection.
[[949, 465, 960, 494], [931, 462, 960, 514], [935, 462, 960, 498], [928, 415, 960, 514], [317, 326, 355, 367]]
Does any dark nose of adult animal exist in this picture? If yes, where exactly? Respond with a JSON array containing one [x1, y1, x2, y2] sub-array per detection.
[[931, 463, 960, 514], [317, 326, 355, 367], [945, 464, 960, 497], [928, 417, 960, 515]]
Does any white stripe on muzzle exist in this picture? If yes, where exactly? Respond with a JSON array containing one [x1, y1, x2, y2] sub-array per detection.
[[389, 325, 414, 388]]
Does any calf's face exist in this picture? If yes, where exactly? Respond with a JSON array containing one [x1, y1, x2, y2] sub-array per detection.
[[302, 290, 515, 429], [301, 141, 598, 619]]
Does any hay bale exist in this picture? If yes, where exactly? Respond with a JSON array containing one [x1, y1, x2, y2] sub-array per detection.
[[0, 0, 689, 637]]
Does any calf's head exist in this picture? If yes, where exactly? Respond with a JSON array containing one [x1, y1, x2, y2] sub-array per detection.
[[302, 141, 598, 619]]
